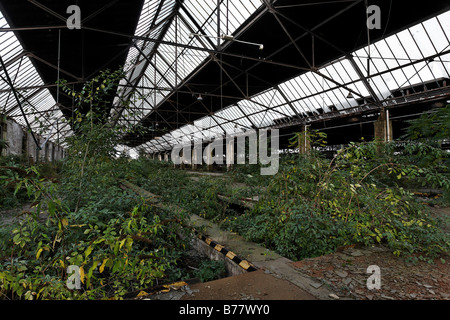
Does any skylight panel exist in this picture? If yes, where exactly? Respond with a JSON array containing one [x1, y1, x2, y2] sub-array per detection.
[[273, 105, 296, 118], [142, 8, 450, 153], [409, 24, 435, 58], [0, 9, 63, 145], [424, 19, 449, 55], [436, 11, 450, 42]]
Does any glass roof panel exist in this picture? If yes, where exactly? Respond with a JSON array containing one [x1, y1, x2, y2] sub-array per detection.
[[3, 2, 449, 154], [410, 23, 437, 58], [215, 104, 245, 121], [433, 53, 450, 78], [252, 89, 286, 109], [0, 10, 64, 145]]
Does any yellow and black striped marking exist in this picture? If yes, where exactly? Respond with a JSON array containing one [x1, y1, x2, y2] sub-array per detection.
[[193, 230, 257, 272]]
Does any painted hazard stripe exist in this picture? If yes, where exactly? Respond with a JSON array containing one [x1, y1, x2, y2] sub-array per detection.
[[193, 230, 257, 272], [226, 251, 236, 260]]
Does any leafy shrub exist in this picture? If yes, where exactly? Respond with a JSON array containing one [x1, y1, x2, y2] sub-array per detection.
[[0, 197, 189, 299], [193, 260, 227, 282], [227, 140, 449, 261], [0, 69, 192, 300], [0, 158, 34, 210]]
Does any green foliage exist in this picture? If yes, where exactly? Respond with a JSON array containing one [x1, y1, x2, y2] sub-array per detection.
[[0, 156, 34, 210], [288, 129, 327, 150], [402, 104, 450, 143], [400, 106, 450, 202], [227, 139, 449, 261], [129, 159, 256, 222], [226, 163, 270, 187], [58, 68, 126, 124], [57, 69, 150, 213], [0, 138, 8, 150], [129, 133, 449, 263], [0, 193, 188, 299], [0, 69, 191, 300], [192, 260, 226, 282]]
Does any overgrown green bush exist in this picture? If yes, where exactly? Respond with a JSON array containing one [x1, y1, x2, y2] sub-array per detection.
[[130, 159, 257, 221], [0, 69, 191, 300], [0, 138, 8, 154], [130, 131, 449, 263], [0, 156, 33, 210], [0, 193, 189, 299], [226, 140, 449, 261], [193, 260, 226, 282]]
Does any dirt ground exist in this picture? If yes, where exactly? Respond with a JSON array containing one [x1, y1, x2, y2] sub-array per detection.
[[291, 245, 449, 300], [289, 206, 449, 300], [144, 245, 448, 301], [181, 270, 317, 300]]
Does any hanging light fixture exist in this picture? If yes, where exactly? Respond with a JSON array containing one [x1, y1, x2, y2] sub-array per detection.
[[347, 92, 354, 99], [197, 94, 203, 101]]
